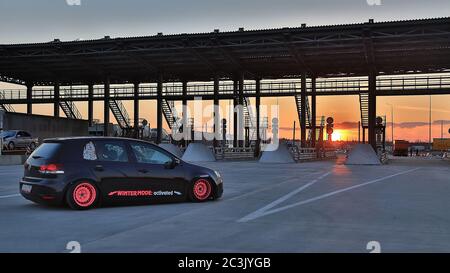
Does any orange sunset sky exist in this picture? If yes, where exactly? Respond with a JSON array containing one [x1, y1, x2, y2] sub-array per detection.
[[1, 81, 449, 142], [1, 1, 449, 142]]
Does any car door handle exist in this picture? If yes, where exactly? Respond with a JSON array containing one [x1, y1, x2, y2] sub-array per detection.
[[138, 169, 149, 174], [94, 165, 104, 171]]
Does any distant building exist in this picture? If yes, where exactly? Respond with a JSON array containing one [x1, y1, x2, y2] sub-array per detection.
[[433, 138, 450, 151], [88, 123, 121, 137]]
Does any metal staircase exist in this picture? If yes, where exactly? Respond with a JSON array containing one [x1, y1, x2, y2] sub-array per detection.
[[243, 97, 258, 145], [0, 93, 14, 112], [0, 103, 14, 112], [295, 94, 312, 140], [359, 93, 369, 128], [109, 100, 131, 129], [60, 101, 82, 119], [162, 99, 182, 131]]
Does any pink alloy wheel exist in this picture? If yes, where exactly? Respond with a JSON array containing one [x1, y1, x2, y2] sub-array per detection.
[[73, 182, 97, 207], [193, 179, 212, 201]]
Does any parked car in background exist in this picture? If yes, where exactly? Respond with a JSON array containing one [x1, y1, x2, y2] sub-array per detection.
[[1, 130, 39, 150]]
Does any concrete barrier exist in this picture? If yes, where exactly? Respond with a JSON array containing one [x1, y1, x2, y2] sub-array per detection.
[[182, 143, 216, 162], [158, 143, 183, 158], [259, 143, 295, 164], [345, 144, 381, 165], [0, 155, 26, 165]]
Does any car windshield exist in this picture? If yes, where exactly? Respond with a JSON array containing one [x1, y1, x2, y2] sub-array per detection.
[[0, 131, 16, 138]]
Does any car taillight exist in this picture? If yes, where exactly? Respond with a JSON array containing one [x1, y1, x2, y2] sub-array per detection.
[[39, 164, 64, 174]]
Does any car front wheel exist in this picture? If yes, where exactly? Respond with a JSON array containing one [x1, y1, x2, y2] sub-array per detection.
[[189, 178, 213, 202], [66, 181, 99, 210]]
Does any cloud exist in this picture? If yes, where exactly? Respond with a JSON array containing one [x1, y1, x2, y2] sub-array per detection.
[[393, 122, 429, 129], [433, 120, 450, 125], [396, 106, 450, 114], [389, 120, 450, 128], [278, 120, 450, 131], [335, 122, 360, 130]]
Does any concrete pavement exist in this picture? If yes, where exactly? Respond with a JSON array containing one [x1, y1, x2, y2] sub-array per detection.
[[0, 157, 449, 252]]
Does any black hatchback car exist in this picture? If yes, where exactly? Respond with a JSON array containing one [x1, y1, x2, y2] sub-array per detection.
[[20, 137, 223, 210]]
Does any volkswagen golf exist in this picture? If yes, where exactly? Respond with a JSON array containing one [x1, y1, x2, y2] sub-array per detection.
[[20, 137, 223, 210]]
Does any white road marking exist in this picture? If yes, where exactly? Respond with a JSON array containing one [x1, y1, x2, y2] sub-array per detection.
[[227, 171, 327, 202], [239, 167, 421, 222], [0, 193, 20, 199], [238, 171, 332, 222]]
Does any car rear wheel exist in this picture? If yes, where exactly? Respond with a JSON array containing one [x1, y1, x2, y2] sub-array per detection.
[[189, 178, 213, 202], [66, 181, 99, 210], [8, 142, 15, 150]]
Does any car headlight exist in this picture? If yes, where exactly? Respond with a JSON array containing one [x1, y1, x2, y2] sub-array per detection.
[[214, 170, 221, 178]]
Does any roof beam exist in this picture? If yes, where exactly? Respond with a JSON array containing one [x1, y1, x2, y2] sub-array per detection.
[[209, 36, 255, 78], [182, 37, 217, 73], [362, 23, 378, 74], [282, 31, 314, 75]]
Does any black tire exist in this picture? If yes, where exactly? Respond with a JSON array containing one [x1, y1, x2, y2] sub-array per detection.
[[189, 178, 214, 202], [29, 142, 36, 150], [8, 141, 15, 150], [66, 181, 99, 210]]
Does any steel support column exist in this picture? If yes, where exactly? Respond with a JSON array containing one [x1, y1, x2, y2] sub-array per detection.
[[104, 78, 110, 136], [182, 81, 188, 146], [362, 127, 366, 144], [133, 82, 140, 138], [213, 76, 220, 148], [311, 77, 317, 147], [26, 84, 33, 114], [368, 73, 377, 150], [156, 75, 163, 144], [300, 73, 307, 148], [233, 77, 238, 147], [238, 73, 245, 147], [54, 83, 60, 117], [88, 84, 94, 127], [255, 78, 261, 157]]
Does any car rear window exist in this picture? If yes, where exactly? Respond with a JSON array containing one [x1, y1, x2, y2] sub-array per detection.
[[30, 143, 62, 159]]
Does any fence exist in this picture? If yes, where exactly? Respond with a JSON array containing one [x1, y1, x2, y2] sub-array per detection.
[[214, 147, 255, 161]]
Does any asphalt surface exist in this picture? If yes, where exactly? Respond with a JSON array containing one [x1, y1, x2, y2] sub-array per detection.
[[0, 156, 449, 253]]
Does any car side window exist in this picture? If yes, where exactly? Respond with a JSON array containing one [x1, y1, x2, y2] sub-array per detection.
[[94, 141, 129, 162], [130, 142, 172, 165], [21, 131, 31, 137], [83, 141, 97, 161]]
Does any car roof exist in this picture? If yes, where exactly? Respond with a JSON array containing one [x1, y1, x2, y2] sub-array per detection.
[[42, 136, 165, 149], [42, 137, 180, 159], [44, 136, 149, 142]]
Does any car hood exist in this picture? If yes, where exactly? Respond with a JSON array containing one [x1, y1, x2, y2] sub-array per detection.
[[182, 161, 219, 179]]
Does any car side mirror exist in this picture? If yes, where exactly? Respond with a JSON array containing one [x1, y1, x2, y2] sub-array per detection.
[[164, 158, 180, 169]]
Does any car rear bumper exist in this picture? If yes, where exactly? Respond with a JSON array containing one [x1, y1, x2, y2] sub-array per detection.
[[20, 180, 65, 205]]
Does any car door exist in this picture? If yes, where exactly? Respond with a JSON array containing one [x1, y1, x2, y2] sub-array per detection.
[[20, 131, 32, 147], [15, 131, 24, 148], [128, 141, 186, 202], [83, 140, 137, 203]]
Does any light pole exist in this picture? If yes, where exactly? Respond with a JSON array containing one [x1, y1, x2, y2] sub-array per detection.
[[386, 103, 394, 143], [429, 95, 432, 150]]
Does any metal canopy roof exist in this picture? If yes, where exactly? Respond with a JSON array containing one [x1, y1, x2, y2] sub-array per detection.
[[1, 17, 450, 86]]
